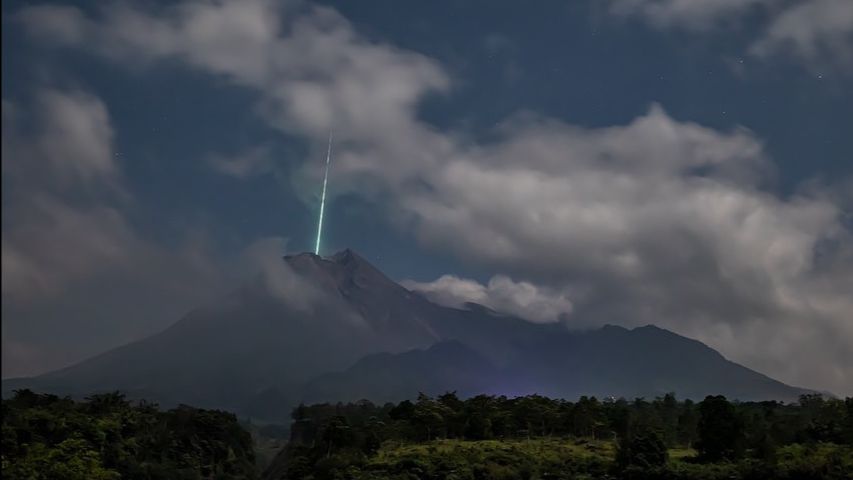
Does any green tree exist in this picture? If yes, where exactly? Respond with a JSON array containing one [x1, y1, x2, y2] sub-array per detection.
[[616, 428, 668, 470], [697, 395, 744, 461], [571, 396, 603, 438], [437, 392, 466, 438], [677, 399, 698, 449], [320, 416, 353, 457], [412, 394, 451, 440]]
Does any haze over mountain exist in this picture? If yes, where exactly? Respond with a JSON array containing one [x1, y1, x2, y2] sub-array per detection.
[[3, 250, 809, 421]]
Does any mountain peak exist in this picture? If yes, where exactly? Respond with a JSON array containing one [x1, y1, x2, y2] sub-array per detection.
[[282, 251, 320, 263], [330, 248, 366, 267], [282, 248, 405, 297], [283, 249, 365, 267]]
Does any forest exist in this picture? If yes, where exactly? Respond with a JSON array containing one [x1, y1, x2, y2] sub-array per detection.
[[1, 390, 257, 480], [265, 393, 853, 480], [4, 389, 853, 479]]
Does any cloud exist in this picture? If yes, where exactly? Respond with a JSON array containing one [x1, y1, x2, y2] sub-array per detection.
[[2, 89, 120, 192], [2, 89, 130, 299], [608, 0, 853, 72], [403, 274, 573, 324], [238, 237, 325, 312], [1, 338, 78, 379], [33, 90, 119, 186], [2, 89, 230, 377], [750, 0, 853, 71], [17, 0, 450, 139], [2, 197, 138, 299], [388, 107, 851, 394], [14, 0, 853, 395], [208, 145, 275, 178], [608, 0, 777, 30]]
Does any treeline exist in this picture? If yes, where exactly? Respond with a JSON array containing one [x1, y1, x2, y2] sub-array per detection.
[[1, 390, 256, 480], [290, 393, 853, 453], [270, 392, 853, 479]]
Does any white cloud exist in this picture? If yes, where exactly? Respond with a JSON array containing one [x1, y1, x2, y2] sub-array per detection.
[[750, 0, 853, 70], [608, 0, 853, 72], [14, 0, 853, 395], [2, 89, 120, 191], [17, 0, 450, 139], [403, 274, 573, 324], [608, 0, 777, 30], [34, 90, 119, 185], [238, 237, 325, 312], [236, 237, 374, 331]]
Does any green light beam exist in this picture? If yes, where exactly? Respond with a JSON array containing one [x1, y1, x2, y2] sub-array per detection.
[[315, 130, 333, 255]]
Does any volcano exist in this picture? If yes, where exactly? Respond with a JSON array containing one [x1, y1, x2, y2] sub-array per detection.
[[3, 249, 810, 421]]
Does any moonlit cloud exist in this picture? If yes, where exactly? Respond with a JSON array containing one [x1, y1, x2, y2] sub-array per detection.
[[1, 89, 229, 377], [608, 0, 853, 72], [2, 90, 129, 299], [2, 90, 121, 193], [403, 275, 573, 324], [750, 0, 853, 71], [608, 0, 778, 30]]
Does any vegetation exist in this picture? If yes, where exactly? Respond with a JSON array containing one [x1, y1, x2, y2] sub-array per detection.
[[266, 392, 853, 479], [2, 390, 256, 480], [4, 390, 851, 479]]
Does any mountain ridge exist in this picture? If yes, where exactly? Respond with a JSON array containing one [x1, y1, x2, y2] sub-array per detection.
[[3, 249, 813, 420]]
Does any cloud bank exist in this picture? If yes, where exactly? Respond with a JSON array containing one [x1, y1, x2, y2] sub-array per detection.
[[2, 89, 228, 377]]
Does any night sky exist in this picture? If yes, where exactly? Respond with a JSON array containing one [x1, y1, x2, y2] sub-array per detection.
[[2, 0, 852, 395]]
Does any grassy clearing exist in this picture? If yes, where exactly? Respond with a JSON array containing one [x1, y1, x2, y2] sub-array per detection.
[[359, 437, 615, 479], [372, 437, 616, 464]]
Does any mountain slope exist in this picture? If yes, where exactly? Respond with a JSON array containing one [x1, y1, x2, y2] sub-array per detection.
[[3, 249, 810, 419], [302, 340, 503, 404]]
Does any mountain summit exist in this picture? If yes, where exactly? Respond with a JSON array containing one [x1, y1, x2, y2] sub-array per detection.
[[3, 249, 810, 420]]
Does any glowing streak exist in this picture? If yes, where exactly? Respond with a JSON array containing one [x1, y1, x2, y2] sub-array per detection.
[[314, 131, 333, 255]]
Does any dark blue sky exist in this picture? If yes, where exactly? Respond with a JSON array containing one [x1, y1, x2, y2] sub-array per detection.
[[3, 0, 852, 394]]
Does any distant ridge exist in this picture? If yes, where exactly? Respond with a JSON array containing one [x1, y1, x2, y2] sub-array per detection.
[[3, 249, 811, 421]]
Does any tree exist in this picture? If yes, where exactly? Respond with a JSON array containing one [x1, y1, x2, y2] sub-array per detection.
[[571, 396, 603, 438], [610, 400, 632, 440], [656, 393, 679, 446], [464, 395, 498, 440], [676, 399, 698, 449], [437, 392, 466, 438], [697, 395, 744, 461], [412, 394, 451, 440], [84, 392, 129, 414], [2, 392, 255, 480], [361, 416, 385, 455], [388, 400, 415, 421], [320, 416, 353, 457], [616, 428, 668, 470]]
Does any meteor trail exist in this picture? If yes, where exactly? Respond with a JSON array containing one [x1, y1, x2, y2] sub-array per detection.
[[315, 131, 333, 255]]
